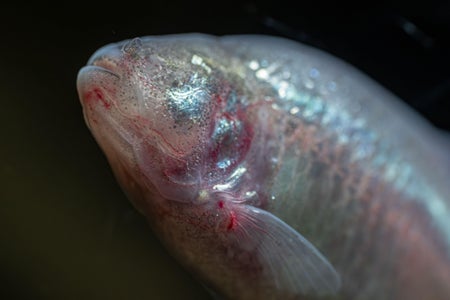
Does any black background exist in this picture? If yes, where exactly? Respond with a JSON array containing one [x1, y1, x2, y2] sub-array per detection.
[[1, 1, 449, 299]]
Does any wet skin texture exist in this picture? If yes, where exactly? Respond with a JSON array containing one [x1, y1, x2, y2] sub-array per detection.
[[77, 34, 450, 300]]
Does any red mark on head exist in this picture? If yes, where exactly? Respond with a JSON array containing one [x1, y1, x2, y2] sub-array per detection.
[[84, 88, 110, 109], [215, 94, 224, 105], [227, 211, 236, 231], [218, 200, 224, 208]]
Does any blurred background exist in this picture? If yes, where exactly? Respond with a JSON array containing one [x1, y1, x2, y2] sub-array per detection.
[[1, 1, 449, 299]]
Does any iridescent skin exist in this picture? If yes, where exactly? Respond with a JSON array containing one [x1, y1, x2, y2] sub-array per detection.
[[77, 34, 450, 300]]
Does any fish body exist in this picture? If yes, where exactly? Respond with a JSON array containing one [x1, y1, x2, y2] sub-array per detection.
[[77, 34, 450, 299]]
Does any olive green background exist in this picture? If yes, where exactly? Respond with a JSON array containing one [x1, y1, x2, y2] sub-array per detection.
[[1, 2, 448, 299], [0, 4, 221, 300]]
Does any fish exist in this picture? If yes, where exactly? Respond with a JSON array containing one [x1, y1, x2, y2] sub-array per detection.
[[76, 34, 450, 300]]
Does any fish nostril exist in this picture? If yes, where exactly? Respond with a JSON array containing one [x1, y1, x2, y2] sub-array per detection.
[[122, 37, 143, 56]]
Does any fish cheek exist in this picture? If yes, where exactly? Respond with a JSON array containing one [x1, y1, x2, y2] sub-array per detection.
[[132, 140, 201, 203]]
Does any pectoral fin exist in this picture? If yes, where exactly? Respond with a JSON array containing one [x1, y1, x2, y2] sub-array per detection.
[[225, 204, 341, 296]]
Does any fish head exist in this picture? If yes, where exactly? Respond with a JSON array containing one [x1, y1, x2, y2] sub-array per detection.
[[76, 37, 243, 205]]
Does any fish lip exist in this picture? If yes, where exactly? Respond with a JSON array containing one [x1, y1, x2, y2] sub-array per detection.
[[86, 43, 123, 78], [78, 65, 120, 80], [91, 61, 121, 79]]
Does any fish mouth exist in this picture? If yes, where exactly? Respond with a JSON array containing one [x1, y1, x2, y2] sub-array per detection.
[[86, 42, 123, 78], [88, 60, 120, 80], [79, 65, 120, 80], [86, 37, 144, 77], [77, 41, 124, 107]]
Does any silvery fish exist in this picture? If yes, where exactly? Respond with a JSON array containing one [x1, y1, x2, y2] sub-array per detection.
[[76, 34, 450, 300]]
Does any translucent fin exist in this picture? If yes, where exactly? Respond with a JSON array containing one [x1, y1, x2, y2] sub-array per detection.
[[229, 204, 341, 296]]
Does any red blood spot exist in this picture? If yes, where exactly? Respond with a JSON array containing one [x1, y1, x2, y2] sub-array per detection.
[[163, 165, 186, 179], [222, 111, 234, 121], [209, 145, 220, 163], [227, 211, 236, 231], [215, 94, 224, 105], [218, 200, 224, 208], [94, 88, 110, 109], [84, 88, 110, 109]]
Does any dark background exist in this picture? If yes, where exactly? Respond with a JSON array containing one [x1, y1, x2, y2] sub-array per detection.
[[1, 1, 449, 299]]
